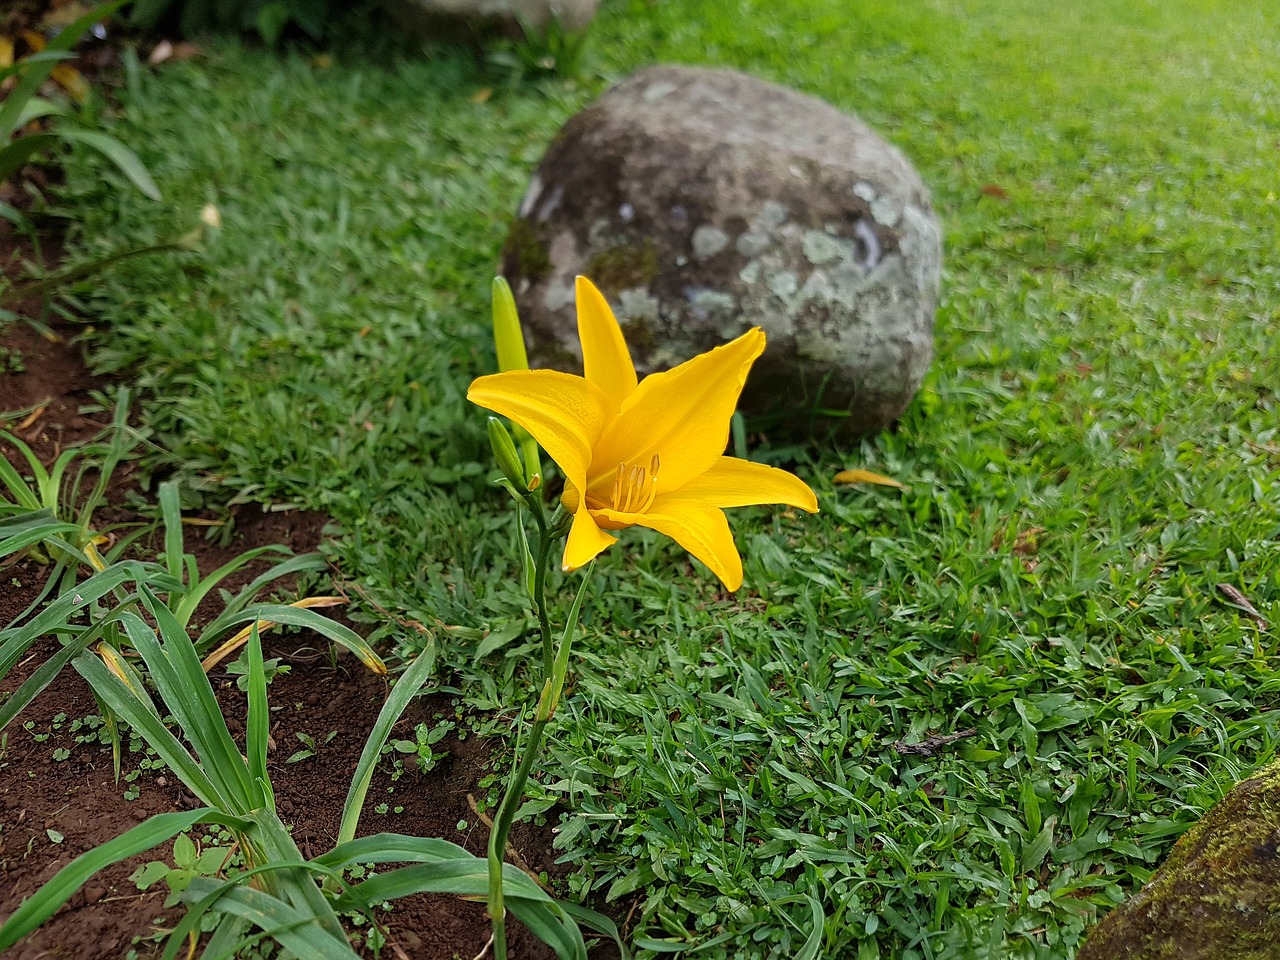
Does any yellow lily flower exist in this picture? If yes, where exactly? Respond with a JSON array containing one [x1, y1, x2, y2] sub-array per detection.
[[468, 276, 818, 591]]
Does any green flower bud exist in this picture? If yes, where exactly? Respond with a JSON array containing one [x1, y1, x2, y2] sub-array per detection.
[[486, 417, 526, 490], [546, 504, 574, 540], [491, 276, 529, 373]]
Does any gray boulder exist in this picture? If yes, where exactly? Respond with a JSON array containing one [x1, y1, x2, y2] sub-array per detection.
[[501, 64, 942, 439], [383, 0, 599, 41]]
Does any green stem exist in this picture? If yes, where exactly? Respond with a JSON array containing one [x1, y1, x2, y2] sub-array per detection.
[[488, 500, 564, 959], [487, 714, 551, 959], [529, 506, 557, 680]]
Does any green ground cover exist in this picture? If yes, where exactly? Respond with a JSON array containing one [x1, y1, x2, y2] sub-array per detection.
[[49, 0, 1280, 955]]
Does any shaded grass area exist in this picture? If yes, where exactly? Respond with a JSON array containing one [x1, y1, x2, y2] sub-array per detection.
[[52, 0, 1280, 956]]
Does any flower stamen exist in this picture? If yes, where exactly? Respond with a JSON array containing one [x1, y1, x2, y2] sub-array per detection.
[[604, 454, 660, 514]]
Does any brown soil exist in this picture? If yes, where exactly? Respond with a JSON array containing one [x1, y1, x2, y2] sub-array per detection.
[[0, 259, 619, 957]]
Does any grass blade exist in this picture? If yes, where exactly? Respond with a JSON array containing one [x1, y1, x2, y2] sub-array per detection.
[[74, 649, 225, 806], [506, 898, 587, 960], [792, 895, 826, 960], [174, 547, 316, 627], [132, 592, 259, 809], [337, 642, 437, 845], [176, 879, 359, 960], [47, 128, 162, 200], [245, 625, 271, 801], [0, 0, 131, 139], [199, 603, 385, 674], [559, 901, 631, 959], [158, 481, 186, 584], [0, 511, 79, 556], [0, 613, 114, 732], [325, 855, 591, 959], [316, 832, 474, 871], [0, 562, 142, 687], [0, 442, 46, 512]]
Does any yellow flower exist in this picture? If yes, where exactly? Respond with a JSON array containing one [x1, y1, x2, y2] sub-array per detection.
[[468, 276, 818, 590]]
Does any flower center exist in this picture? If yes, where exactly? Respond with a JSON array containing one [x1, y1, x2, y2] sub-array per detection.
[[595, 454, 660, 514]]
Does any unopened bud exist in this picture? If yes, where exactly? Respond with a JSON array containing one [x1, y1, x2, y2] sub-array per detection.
[[487, 417, 526, 489], [491, 277, 529, 373]]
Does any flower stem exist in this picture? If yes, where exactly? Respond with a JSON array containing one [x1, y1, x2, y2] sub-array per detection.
[[487, 500, 566, 960], [487, 713, 550, 959], [529, 503, 557, 681]]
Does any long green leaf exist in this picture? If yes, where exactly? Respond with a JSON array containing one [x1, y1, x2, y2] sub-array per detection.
[[506, 897, 587, 960], [245, 807, 350, 944], [0, 511, 82, 559], [202, 604, 385, 673], [199, 915, 252, 960], [792, 895, 826, 960], [559, 901, 631, 959], [43, 440, 110, 516], [0, 612, 116, 732], [47, 127, 161, 200], [0, 562, 142, 685], [158, 481, 186, 583], [93, 642, 156, 781], [222, 551, 327, 608], [0, 134, 61, 185], [1, 554, 77, 634], [315, 832, 475, 872], [0, 0, 132, 139], [337, 642, 438, 845], [73, 650, 225, 807], [174, 546, 311, 628], [73, 389, 137, 535], [164, 851, 359, 960], [0, 440, 44, 511], [0, 808, 221, 952], [327, 860, 589, 960], [329, 859, 552, 906], [176, 879, 360, 960], [13, 96, 64, 129], [133, 592, 260, 809], [0, 51, 74, 85], [245, 625, 271, 800]]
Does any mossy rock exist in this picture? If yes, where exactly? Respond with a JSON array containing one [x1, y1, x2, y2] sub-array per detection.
[[1078, 760, 1280, 960], [499, 65, 942, 441]]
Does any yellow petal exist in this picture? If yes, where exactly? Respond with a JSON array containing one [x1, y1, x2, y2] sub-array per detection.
[[673, 457, 819, 512], [469, 369, 608, 493], [595, 500, 743, 591], [576, 276, 637, 411], [590, 328, 766, 494], [563, 507, 617, 570], [833, 468, 904, 488]]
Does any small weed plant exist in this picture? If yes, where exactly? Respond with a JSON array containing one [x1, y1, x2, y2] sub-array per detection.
[[0, 596, 621, 958]]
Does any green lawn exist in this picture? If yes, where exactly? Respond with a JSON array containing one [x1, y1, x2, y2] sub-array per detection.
[[55, 0, 1280, 955]]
